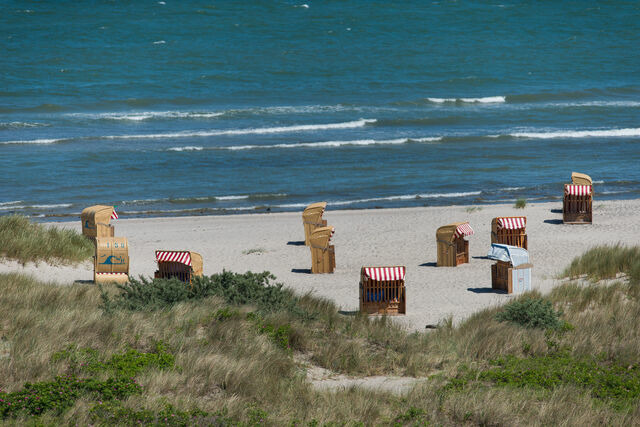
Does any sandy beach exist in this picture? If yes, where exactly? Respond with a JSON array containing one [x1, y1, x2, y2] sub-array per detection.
[[3, 199, 639, 331]]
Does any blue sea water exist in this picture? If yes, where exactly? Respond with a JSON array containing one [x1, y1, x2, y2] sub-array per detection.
[[1, 1, 639, 219]]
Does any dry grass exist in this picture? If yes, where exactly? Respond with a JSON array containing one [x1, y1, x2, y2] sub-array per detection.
[[2, 244, 640, 425], [0, 215, 93, 265]]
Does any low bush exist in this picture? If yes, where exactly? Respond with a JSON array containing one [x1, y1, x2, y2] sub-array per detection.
[[495, 296, 564, 329], [101, 271, 303, 316], [514, 198, 526, 209], [0, 215, 93, 265]]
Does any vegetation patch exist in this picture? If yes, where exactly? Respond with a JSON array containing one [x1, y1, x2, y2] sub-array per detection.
[[0, 215, 93, 265], [101, 271, 302, 316], [563, 244, 640, 285], [514, 198, 527, 209], [495, 296, 565, 329]]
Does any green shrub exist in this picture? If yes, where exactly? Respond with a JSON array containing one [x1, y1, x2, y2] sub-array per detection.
[[514, 198, 526, 209], [102, 271, 303, 316], [0, 215, 93, 265], [495, 297, 563, 329]]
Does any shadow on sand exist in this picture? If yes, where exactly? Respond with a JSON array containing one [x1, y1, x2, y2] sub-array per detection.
[[544, 219, 564, 225], [418, 262, 437, 267], [287, 241, 306, 246], [467, 287, 508, 294], [291, 268, 312, 274]]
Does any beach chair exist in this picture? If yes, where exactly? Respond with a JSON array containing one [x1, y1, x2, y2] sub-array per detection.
[[302, 202, 327, 245], [154, 250, 203, 284], [309, 226, 335, 273], [94, 236, 129, 284], [81, 205, 117, 239], [436, 222, 474, 267], [491, 217, 527, 249], [359, 266, 406, 315], [487, 243, 532, 294], [563, 172, 593, 224]]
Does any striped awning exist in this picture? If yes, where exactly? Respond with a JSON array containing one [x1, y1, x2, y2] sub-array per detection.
[[363, 266, 406, 281], [565, 185, 592, 196], [156, 250, 192, 266], [497, 217, 526, 230], [454, 223, 474, 238], [110, 208, 118, 220]]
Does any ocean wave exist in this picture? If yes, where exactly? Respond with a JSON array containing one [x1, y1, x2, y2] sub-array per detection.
[[316, 191, 483, 207], [593, 180, 604, 184], [68, 111, 224, 121], [427, 96, 506, 104], [0, 121, 48, 129], [167, 146, 204, 151], [224, 137, 440, 151], [0, 203, 72, 211], [510, 127, 640, 139], [501, 187, 525, 191], [105, 119, 376, 140], [0, 138, 68, 145], [0, 200, 22, 206]]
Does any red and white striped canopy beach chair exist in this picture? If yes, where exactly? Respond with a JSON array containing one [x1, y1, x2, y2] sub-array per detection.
[[491, 216, 527, 249], [359, 266, 406, 315], [436, 222, 474, 267]]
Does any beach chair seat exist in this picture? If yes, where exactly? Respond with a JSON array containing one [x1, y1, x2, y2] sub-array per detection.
[[309, 226, 335, 273], [302, 202, 327, 245], [436, 222, 474, 267], [488, 244, 532, 294], [491, 216, 527, 249], [94, 237, 129, 284], [359, 266, 406, 315], [154, 250, 203, 284], [81, 205, 117, 239]]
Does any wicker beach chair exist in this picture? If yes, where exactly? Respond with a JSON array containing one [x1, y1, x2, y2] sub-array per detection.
[[491, 217, 527, 249], [94, 236, 129, 284], [359, 266, 406, 315], [154, 250, 203, 284], [309, 226, 335, 273], [302, 202, 327, 245], [436, 222, 474, 267], [488, 243, 532, 294], [563, 172, 593, 224], [81, 205, 117, 239]]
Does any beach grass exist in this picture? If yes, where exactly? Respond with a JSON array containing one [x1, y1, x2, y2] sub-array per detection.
[[2, 246, 640, 424], [0, 215, 93, 265], [514, 198, 527, 209], [562, 243, 640, 284]]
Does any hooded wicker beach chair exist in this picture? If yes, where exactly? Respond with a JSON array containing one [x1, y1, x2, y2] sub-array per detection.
[[81, 205, 117, 239], [491, 216, 527, 249], [309, 226, 335, 273], [302, 202, 327, 245], [94, 236, 129, 284], [487, 243, 532, 294], [154, 250, 203, 284], [359, 266, 406, 315], [563, 172, 593, 224], [436, 222, 474, 267]]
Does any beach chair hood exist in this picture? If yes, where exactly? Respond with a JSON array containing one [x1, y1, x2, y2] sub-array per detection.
[[571, 172, 592, 186], [487, 243, 530, 267], [436, 222, 474, 243]]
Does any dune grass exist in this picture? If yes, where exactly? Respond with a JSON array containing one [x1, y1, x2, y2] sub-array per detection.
[[1, 245, 640, 425], [514, 198, 527, 209], [562, 243, 640, 285], [0, 215, 93, 265]]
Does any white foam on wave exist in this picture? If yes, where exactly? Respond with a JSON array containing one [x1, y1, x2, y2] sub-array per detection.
[[511, 127, 640, 139], [1, 203, 73, 211], [0, 138, 67, 145], [224, 136, 440, 151], [427, 96, 506, 104], [0, 121, 47, 129], [69, 111, 224, 121], [0, 200, 22, 206], [593, 180, 604, 184], [167, 146, 204, 152], [501, 187, 525, 191], [153, 40, 166, 44], [282, 191, 482, 208], [106, 119, 376, 140], [215, 195, 249, 201]]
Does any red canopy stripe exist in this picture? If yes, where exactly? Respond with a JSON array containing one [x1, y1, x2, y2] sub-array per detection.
[[565, 185, 592, 196], [110, 208, 118, 220], [363, 266, 406, 281], [454, 223, 474, 238], [156, 251, 192, 266], [497, 217, 526, 230]]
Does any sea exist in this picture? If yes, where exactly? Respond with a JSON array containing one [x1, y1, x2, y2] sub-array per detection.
[[1, 1, 639, 220]]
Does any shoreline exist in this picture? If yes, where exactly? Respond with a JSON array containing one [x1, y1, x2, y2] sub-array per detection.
[[2, 199, 640, 331], [19, 192, 640, 223]]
